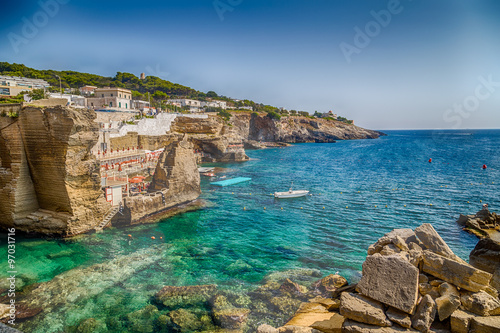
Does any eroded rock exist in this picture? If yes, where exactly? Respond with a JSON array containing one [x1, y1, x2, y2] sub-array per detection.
[[411, 294, 436, 332], [421, 250, 492, 292], [339, 293, 391, 327], [356, 254, 419, 314], [460, 291, 500, 316]]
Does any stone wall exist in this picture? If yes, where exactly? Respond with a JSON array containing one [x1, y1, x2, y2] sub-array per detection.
[[0, 103, 22, 115]]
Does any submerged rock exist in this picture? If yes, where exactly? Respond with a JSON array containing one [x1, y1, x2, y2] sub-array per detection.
[[169, 308, 203, 332], [155, 284, 217, 308], [312, 274, 347, 297]]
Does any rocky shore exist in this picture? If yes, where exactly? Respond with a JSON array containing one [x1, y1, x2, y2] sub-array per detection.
[[261, 224, 500, 333], [5, 223, 499, 332], [457, 207, 500, 240]]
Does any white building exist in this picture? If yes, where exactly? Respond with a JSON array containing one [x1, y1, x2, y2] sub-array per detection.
[[168, 99, 202, 112], [131, 100, 150, 111], [201, 100, 228, 109], [48, 93, 86, 107], [0, 75, 50, 97]]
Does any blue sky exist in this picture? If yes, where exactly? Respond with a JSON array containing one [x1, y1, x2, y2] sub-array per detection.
[[1, 0, 499, 129]]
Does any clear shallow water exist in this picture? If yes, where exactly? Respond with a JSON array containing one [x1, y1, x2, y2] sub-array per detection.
[[1, 129, 500, 332]]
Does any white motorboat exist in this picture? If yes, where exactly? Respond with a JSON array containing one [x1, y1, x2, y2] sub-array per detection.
[[274, 182, 309, 198]]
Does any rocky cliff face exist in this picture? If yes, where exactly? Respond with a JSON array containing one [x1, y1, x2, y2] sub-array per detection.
[[149, 134, 201, 199], [171, 116, 249, 162], [0, 105, 109, 236], [232, 112, 382, 143], [169, 112, 381, 162]]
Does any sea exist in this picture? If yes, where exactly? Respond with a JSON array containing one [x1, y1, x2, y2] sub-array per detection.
[[2, 129, 500, 332]]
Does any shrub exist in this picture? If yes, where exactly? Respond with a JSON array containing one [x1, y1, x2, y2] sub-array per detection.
[[266, 111, 281, 120], [218, 110, 232, 121]]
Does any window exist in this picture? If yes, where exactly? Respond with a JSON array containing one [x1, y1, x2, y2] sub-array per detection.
[[119, 102, 121, 108], [110, 102, 113, 107], [126, 103, 128, 109], [91, 103, 94, 106], [111, 93, 113, 97], [119, 94, 121, 98], [102, 94, 104, 97]]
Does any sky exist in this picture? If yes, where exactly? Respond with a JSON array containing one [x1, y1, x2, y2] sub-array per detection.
[[1, 0, 499, 129]]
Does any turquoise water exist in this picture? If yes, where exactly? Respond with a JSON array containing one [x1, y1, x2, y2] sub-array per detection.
[[1, 129, 500, 332]]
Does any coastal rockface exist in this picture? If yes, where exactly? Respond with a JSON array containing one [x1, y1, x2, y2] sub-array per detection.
[[262, 224, 500, 332], [0, 105, 108, 236], [113, 134, 202, 226], [107, 112, 382, 164]]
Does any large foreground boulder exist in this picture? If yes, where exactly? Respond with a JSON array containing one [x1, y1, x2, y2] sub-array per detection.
[[356, 254, 419, 314]]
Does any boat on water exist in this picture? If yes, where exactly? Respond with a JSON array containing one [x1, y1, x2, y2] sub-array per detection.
[[203, 172, 216, 177], [274, 182, 309, 198]]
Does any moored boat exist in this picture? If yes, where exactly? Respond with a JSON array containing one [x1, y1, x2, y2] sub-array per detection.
[[274, 182, 309, 198]]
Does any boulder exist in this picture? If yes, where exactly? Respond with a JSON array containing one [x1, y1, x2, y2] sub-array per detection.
[[460, 291, 500, 316], [286, 301, 338, 328], [435, 282, 461, 321], [280, 278, 306, 295], [356, 254, 419, 314], [210, 294, 250, 330], [411, 294, 436, 332], [339, 293, 391, 327], [421, 250, 492, 292], [258, 324, 279, 333], [212, 307, 250, 330], [367, 229, 417, 255], [414, 223, 465, 263], [313, 274, 347, 297], [450, 309, 475, 333], [310, 313, 345, 333], [469, 238, 500, 274], [435, 294, 461, 321], [470, 315, 500, 332], [312, 297, 340, 311], [385, 307, 412, 328]]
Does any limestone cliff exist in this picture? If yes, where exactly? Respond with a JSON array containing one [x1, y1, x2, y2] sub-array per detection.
[[0, 105, 109, 236], [148, 134, 201, 199], [113, 134, 201, 225], [230, 112, 383, 143], [171, 116, 249, 163]]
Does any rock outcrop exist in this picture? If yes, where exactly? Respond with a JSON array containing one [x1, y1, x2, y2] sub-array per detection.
[[0, 105, 108, 236], [457, 207, 500, 238], [271, 223, 500, 333]]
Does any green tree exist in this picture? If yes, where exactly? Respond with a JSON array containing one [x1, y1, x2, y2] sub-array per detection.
[[29, 89, 46, 100], [206, 91, 218, 98]]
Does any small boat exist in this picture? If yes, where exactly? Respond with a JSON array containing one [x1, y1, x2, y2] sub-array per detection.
[[203, 172, 216, 177], [275, 182, 309, 198]]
